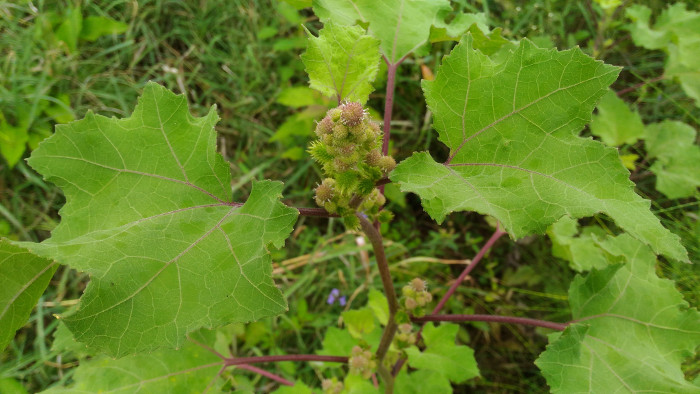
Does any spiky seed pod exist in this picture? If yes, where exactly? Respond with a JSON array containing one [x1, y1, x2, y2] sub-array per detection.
[[340, 102, 365, 126], [343, 214, 360, 230], [365, 149, 382, 166], [332, 124, 349, 140], [367, 121, 381, 137], [378, 155, 396, 174], [315, 183, 334, 203], [308, 141, 333, 164], [324, 201, 338, 214], [357, 178, 376, 196], [405, 297, 417, 310], [328, 107, 342, 122], [349, 124, 366, 141], [321, 133, 333, 145], [337, 143, 356, 157], [317, 115, 334, 135], [333, 157, 352, 172], [377, 210, 394, 223], [411, 278, 426, 292]]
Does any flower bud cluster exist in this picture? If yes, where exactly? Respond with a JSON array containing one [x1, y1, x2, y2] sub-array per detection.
[[394, 323, 417, 348], [348, 345, 377, 379], [308, 102, 396, 225], [321, 378, 343, 394], [402, 278, 433, 317]]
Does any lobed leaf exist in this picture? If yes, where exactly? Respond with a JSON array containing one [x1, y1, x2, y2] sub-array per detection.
[[313, 0, 452, 64], [536, 235, 700, 392], [626, 3, 700, 106], [42, 341, 223, 393], [404, 323, 479, 384], [0, 239, 58, 351], [301, 22, 381, 104], [644, 121, 700, 199], [390, 35, 687, 262], [589, 90, 645, 147], [21, 82, 299, 357]]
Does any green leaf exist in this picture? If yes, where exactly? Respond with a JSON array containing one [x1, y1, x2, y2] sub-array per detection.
[[390, 35, 687, 262], [55, 6, 83, 53], [547, 217, 609, 272], [79, 16, 129, 41], [0, 239, 58, 351], [644, 121, 700, 199], [317, 326, 356, 357], [395, 369, 452, 394], [627, 3, 700, 105], [341, 308, 375, 338], [589, 90, 645, 146], [367, 288, 389, 325], [301, 22, 381, 104], [277, 87, 321, 108], [273, 381, 313, 394], [536, 235, 700, 392], [0, 115, 28, 167], [22, 82, 298, 357], [430, 10, 489, 43], [43, 342, 223, 393], [313, 0, 451, 64], [404, 323, 479, 384]]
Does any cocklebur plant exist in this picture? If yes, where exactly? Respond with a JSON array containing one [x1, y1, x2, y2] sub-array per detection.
[[1, 1, 699, 393]]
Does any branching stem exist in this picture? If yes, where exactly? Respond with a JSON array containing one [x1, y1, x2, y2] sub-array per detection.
[[412, 314, 569, 331], [223, 354, 348, 366], [357, 213, 399, 393]]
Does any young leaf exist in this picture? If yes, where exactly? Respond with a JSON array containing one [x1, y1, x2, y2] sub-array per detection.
[[313, 0, 452, 64], [626, 3, 700, 105], [390, 36, 687, 262], [22, 82, 299, 357], [644, 121, 700, 199], [589, 90, 645, 146], [0, 239, 58, 351], [301, 22, 381, 104], [536, 235, 700, 392], [395, 369, 452, 394], [404, 323, 479, 384], [42, 342, 223, 393], [547, 217, 609, 272]]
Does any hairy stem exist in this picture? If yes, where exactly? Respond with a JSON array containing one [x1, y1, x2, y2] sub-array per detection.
[[381, 62, 398, 157], [432, 226, 506, 314], [392, 226, 506, 376], [223, 354, 348, 366], [412, 314, 569, 331], [357, 213, 398, 392], [617, 75, 665, 97], [234, 364, 294, 386]]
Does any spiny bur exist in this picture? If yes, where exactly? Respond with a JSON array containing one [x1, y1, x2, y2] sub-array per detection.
[[307, 102, 397, 226]]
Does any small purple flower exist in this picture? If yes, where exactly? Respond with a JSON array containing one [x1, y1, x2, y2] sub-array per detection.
[[327, 288, 340, 305], [339, 296, 347, 306]]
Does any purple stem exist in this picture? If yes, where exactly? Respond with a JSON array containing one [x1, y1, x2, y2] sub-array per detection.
[[234, 364, 294, 386], [382, 62, 399, 157], [224, 354, 348, 366], [432, 226, 507, 314], [412, 314, 569, 331]]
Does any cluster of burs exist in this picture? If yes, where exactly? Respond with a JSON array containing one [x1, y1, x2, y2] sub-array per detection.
[[309, 102, 396, 227]]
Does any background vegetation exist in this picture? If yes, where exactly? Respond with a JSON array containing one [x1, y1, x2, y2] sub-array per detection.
[[1, 0, 697, 392]]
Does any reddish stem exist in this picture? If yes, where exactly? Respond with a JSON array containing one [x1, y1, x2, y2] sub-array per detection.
[[432, 226, 507, 314], [382, 62, 399, 157], [412, 314, 569, 331], [392, 226, 506, 376], [223, 354, 348, 366], [617, 75, 665, 96], [234, 364, 294, 386]]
